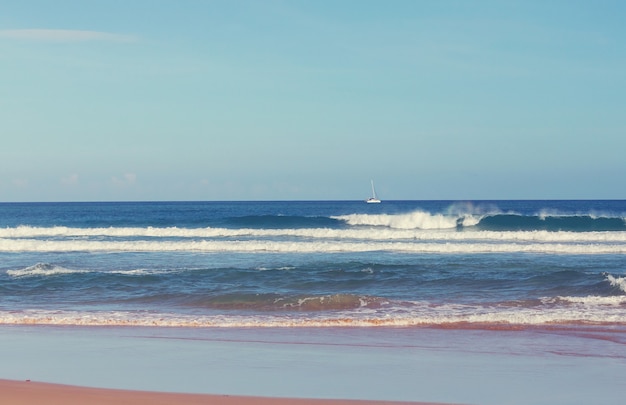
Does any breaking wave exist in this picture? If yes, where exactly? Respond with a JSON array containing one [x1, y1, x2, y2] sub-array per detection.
[[2, 295, 625, 327], [6, 263, 88, 277], [606, 274, 626, 293], [5, 263, 170, 278], [0, 231, 626, 254], [333, 211, 480, 229], [2, 223, 626, 254], [169, 293, 386, 312], [335, 211, 626, 232]]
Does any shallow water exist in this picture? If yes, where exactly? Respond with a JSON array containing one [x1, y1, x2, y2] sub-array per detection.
[[0, 324, 624, 404]]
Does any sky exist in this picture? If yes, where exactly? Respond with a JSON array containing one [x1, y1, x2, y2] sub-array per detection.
[[1, 0, 625, 201]]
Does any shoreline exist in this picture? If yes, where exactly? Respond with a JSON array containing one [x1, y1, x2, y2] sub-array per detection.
[[0, 380, 454, 405], [1, 325, 624, 405]]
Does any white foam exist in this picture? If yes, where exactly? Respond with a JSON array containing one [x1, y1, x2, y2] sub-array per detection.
[[2, 301, 625, 327], [2, 224, 626, 255], [2, 225, 626, 242], [538, 208, 626, 221], [6, 263, 89, 277], [333, 212, 464, 229], [545, 295, 626, 306], [2, 237, 626, 254], [108, 269, 171, 276], [5, 264, 177, 278], [0, 225, 231, 238], [606, 274, 626, 293]]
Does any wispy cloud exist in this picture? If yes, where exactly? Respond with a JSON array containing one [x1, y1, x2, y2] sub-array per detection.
[[12, 178, 29, 188], [111, 173, 137, 187], [0, 29, 137, 43], [61, 173, 79, 186]]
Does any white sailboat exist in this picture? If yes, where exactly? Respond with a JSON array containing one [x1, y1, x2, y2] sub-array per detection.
[[366, 180, 381, 203]]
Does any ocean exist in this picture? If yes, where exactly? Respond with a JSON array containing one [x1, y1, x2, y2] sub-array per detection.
[[1, 200, 626, 404], [1, 200, 625, 329]]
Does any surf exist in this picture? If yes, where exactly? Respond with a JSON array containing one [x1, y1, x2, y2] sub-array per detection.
[[2, 297, 625, 327]]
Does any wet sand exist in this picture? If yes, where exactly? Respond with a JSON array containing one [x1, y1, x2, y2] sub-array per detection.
[[1, 325, 624, 405]]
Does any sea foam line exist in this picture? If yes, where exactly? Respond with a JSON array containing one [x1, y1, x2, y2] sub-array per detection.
[[1, 238, 626, 254], [2, 226, 626, 243], [2, 303, 625, 328], [5, 263, 171, 278]]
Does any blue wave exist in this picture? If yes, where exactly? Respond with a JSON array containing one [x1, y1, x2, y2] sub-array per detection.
[[4, 262, 623, 316], [222, 215, 344, 229], [475, 214, 626, 232]]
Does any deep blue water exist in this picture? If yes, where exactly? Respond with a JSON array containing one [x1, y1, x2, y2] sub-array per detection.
[[0, 200, 625, 327], [1, 200, 625, 229]]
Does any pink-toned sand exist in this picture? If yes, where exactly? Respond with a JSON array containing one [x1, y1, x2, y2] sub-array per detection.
[[0, 379, 456, 405]]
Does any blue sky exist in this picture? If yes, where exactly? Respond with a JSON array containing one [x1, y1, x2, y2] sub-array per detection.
[[1, 0, 625, 201]]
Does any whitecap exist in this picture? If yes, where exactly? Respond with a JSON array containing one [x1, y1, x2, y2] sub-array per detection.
[[7, 263, 89, 277]]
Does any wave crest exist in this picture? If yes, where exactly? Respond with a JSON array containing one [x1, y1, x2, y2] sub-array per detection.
[[606, 274, 626, 294], [178, 293, 385, 312], [2, 299, 625, 327], [6, 263, 88, 277], [334, 211, 481, 230], [2, 238, 626, 254]]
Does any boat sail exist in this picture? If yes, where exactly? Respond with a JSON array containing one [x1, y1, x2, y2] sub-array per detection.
[[366, 180, 381, 203]]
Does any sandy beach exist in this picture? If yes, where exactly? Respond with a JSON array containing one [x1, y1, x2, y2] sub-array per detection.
[[1, 324, 625, 405], [0, 379, 452, 405]]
